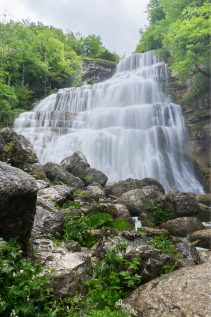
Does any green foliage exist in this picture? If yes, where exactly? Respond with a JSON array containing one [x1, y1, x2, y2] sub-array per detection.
[[73, 189, 90, 198], [62, 200, 81, 209], [0, 21, 119, 128], [85, 243, 141, 311], [162, 264, 177, 274], [149, 203, 172, 226], [136, 0, 210, 95], [87, 307, 129, 317], [0, 240, 57, 316], [150, 234, 180, 258], [112, 219, 131, 232], [64, 212, 132, 247]]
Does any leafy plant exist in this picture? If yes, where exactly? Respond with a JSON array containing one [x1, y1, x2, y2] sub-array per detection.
[[58, 200, 81, 210], [112, 219, 131, 232], [85, 243, 141, 311], [149, 234, 180, 258], [148, 203, 172, 226]]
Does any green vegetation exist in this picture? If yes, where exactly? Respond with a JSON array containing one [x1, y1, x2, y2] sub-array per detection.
[[149, 234, 180, 258], [64, 212, 131, 248], [136, 0, 210, 98], [0, 240, 137, 317], [0, 21, 119, 128], [0, 240, 56, 316], [148, 203, 172, 226], [84, 242, 141, 315]]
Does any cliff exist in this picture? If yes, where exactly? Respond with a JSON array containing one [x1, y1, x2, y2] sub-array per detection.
[[167, 77, 210, 192], [82, 59, 116, 84]]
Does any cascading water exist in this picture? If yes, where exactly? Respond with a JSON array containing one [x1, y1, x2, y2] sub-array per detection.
[[14, 51, 204, 193]]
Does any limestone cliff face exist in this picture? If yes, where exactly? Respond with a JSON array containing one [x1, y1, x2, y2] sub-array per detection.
[[82, 59, 116, 84], [167, 77, 210, 192]]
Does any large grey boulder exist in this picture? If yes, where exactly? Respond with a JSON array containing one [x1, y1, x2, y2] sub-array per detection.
[[0, 128, 46, 179], [105, 178, 165, 198], [43, 162, 84, 188], [0, 162, 38, 244], [125, 262, 211, 317], [119, 185, 164, 222], [164, 191, 200, 218], [33, 239, 91, 298], [60, 151, 108, 186], [161, 217, 204, 237]]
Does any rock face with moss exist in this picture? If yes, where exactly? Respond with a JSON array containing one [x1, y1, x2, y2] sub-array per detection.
[[83, 59, 116, 84], [167, 78, 210, 192], [0, 162, 38, 245], [0, 128, 46, 179]]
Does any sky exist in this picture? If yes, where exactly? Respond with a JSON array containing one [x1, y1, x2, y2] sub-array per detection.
[[0, 0, 149, 55]]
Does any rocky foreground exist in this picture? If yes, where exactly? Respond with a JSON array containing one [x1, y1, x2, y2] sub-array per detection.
[[0, 128, 210, 316]]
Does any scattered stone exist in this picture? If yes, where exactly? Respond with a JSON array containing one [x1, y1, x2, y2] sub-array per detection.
[[0, 162, 38, 245], [33, 239, 91, 298], [161, 217, 204, 237], [105, 178, 165, 198], [32, 206, 65, 239], [124, 262, 211, 317], [37, 185, 73, 206], [190, 228, 211, 250], [164, 191, 200, 217], [86, 184, 105, 200], [174, 241, 201, 266], [36, 180, 50, 190], [119, 186, 164, 222], [43, 162, 84, 188], [61, 151, 108, 186]]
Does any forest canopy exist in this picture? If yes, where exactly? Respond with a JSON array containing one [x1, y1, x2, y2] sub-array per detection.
[[136, 0, 210, 97], [0, 20, 119, 128]]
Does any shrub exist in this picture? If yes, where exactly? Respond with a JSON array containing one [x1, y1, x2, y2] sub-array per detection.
[[149, 203, 172, 226]]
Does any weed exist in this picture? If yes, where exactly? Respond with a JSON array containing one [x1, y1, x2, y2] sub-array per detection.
[[148, 203, 172, 226]]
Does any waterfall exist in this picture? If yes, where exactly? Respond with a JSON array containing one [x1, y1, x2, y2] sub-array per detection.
[[14, 51, 204, 193]]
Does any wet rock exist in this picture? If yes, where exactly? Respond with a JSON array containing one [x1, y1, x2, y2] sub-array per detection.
[[190, 228, 211, 249], [105, 178, 165, 198], [164, 191, 200, 218], [119, 186, 164, 222], [43, 162, 84, 188], [61, 151, 108, 186], [32, 206, 65, 239], [83, 59, 116, 84], [161, 217, 204, 237], [0, 162, 38, 245], [0, 128, 45, 178], [37, 185, 73, 206], [33, 239, 91, 298], [124, 262, 211, 317]]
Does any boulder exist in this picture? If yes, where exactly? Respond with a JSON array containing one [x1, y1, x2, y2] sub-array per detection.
[[32, 206, 65, 239], [33, 239, 91, 298], [164, 191, 200, 218], [43, 162, 84, 188], [85, 184, 105, 200], [196, 194, 211, 206], [125, 262, 211, 317], [0, 128, 46, 179], [119, 186, 164, 222], [105, 178, 165, 198], [0, 162, 38, 245], [161, 217, 204, 237], [60, 151, 89, 174], [61, 151, 108, 186], [37, 185, 73, 207], [190, 228, 211, 250]]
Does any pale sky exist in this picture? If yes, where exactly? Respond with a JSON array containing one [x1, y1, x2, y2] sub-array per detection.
[[0, 0, 149, 55]]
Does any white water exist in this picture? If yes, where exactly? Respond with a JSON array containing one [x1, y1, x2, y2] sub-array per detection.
[[14, 51, 203, 193]]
